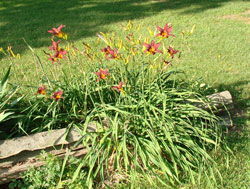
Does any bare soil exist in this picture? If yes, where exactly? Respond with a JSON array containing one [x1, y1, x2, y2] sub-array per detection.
[[223, 10, 250, 24]]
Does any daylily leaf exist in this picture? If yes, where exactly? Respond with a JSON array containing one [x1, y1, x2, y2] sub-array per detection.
[[0, 111, 14, 122], [0, 66, 11, 99], [147, 27, 154, 37]]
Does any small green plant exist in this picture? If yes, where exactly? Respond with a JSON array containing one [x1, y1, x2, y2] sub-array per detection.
[[10, 151, 88, 189]]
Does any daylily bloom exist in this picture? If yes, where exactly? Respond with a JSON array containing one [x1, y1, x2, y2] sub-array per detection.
[[107, 49, 119, 60], [48, 24, 67, 39], [96, 68, 110, 82], [49, 41, 60, 51], [48, 56, 57, 64], [48, 36, 67, 63], [167, 46, 179, 59], [143, 40, 163, 55], [51, 90, 64, 101], [156, 24, 175, 39], [101, 46, 112, 57], [48, 48, 67, 64], [113, 82, 125, 93], [38, 85, 46, 95], [101, 46, 119, 60], [49, 36, 60, 51]]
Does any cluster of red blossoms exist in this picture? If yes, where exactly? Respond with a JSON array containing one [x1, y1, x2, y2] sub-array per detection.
[[37, 85, 64, 101], [143, 23, 178, 62], [47, 25, 67, 64], [97, 23, 178, 93], [39, 23, 179, 100], [99, 46, 124, 92], [36, 25, 68, 101]]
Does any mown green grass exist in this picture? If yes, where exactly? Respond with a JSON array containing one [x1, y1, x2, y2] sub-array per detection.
[[1, 0, 250, 188]]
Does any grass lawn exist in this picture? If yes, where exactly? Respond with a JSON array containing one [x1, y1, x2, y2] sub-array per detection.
[[1, 0, 249, 108], [1, 0, 250, 188]]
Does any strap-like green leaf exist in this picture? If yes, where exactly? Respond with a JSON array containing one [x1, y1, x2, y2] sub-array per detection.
[[0, 66, 11, 99]]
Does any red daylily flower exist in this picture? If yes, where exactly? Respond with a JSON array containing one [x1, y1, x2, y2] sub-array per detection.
[[96, 68, 110, 82], [107, 49, 119, 60], [48, 56, 57, 64], [156, 24, 175, 39], [48, 24, 67, 39], [47, 36, 67, 63], [38, 85, 46, 95], [48, 48, 67, 64], [167, 46, 179, 59], [143, 40, 163, 55], [51, 90, 64, 101], [49, 37, 60, 51], [113, 82, 125, 93], [101, 46, 112, 56], [101, 46, 119, 60]]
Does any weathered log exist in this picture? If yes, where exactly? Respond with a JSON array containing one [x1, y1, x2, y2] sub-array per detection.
[[0, 91, 233, 184], [0, 146, 88, 184], [0, 124, 96, 184]]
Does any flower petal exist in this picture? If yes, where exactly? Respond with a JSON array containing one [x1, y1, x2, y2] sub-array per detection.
[[156, 26, 163, 32], [57, 24, 65, 32], [154, 42, 161, 50], [143, 42, 150, 48], [156, 33, 161, 37], [156, 50, 163, 54], [151, 40, 155, 46], [164, 24, 169, 31], [166, 26, 172, 33]]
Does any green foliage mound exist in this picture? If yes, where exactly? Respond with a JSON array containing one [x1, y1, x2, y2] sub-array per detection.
[[5, 22, 226, 187]]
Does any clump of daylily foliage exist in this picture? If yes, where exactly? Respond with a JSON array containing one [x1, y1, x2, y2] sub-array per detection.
[[7, 22, 225, 188]]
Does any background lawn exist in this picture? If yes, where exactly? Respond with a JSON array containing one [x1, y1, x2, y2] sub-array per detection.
[[1, 0, 249, 188], [0, 0, 249, 109]]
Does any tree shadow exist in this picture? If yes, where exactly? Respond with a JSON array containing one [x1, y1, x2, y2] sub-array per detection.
[[0, 0, 248, 55]]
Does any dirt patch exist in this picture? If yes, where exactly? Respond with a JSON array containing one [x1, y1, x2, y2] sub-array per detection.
[[241, 9, 250, 15], [222, 10, 250, 24]]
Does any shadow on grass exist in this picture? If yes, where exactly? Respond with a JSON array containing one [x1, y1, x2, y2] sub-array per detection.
[[215, 80, 249, 156], [0, 0, 248, 54]]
